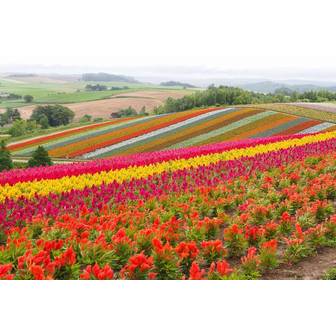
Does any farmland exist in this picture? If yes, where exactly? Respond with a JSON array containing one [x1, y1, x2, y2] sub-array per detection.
[[8, 106, 336, 159], [1, 131, 336, 279], [8, 90, 190, 120], [0, 76, 193, 118], [256, 103, 336, 123]]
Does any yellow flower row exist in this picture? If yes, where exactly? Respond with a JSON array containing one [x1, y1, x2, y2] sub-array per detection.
[[1, 131, 336, 203]]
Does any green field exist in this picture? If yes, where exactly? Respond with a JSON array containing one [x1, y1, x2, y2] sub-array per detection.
[[0, 77, 191, 109]]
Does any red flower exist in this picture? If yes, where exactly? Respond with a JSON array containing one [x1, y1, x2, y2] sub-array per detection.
[[175, 242, 199, 259], [80, 264, 114, 280], [281, 212, 291, 222], [30, 265, 44, 280], [209, 260, 232, 277], [241, 247, 260, 266], [295, 223, 304, 239], [261, 239, 278, 252], [189, 262, 205, 280], [0, 264, 14, 280]]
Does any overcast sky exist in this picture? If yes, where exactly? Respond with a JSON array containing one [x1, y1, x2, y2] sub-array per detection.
[[1, 0, 336, 81]]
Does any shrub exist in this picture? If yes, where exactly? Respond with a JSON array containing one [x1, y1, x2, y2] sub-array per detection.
[[28, 146, 52, 167], [23, 95, 34, 103]]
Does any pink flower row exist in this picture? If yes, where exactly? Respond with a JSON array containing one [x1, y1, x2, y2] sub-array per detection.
[[0, 133, 309, 186], [1, 136, 335, 228]]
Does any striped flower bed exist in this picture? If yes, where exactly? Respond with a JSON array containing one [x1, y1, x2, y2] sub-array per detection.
[[8, 118, 134, 152], [48, 107, 220, 158], [299, 122, 335, 134], [13, 115, 163, 156], [84, 107, 239, 158], [95, 108, 263, 157], [1, 131, 335, 204], [169, 110, 278, 148], [2, 131, 336, 279]]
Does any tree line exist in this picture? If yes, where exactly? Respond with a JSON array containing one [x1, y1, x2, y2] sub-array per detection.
[[153, 85, 336, 114], [0, 105, 75, 137]]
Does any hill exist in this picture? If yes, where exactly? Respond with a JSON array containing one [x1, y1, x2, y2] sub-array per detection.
[[160, 81, 196, 88], [8, 105, 336, 159], [81, 72, 139, 83], [241, 81, 336, 93]]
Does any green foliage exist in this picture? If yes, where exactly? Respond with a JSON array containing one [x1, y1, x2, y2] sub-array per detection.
[[154, 85, 336, 114], [85, 84, 107, 91], [0, 140, 13, 171], [28, 146, 53, 167], [0, 108, 21, 126], [80, 114, 92, 123], [23, 95, 34, 103], [8, 119, 39, 136], [30, 104, 75, 127], [323, 268, 336, 280], [8, 120, 26, 136], [115, 106, 137, 117], [39, 115, 49, 129]]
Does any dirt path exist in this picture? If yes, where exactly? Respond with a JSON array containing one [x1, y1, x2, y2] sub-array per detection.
[[263, 248, 336, 280]]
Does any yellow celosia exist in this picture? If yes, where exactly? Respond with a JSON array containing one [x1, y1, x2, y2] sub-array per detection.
[[0, 131, 335, 203]]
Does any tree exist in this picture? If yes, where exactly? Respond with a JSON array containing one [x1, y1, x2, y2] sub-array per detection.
[[23, 95, 34, 103], [8, 120, 27, 137], [30, 105, 75, 127], [28, 146, 52, 167], [0, 141, 13, 172], [0, 114, 7, 127], [39, 115, 49, 129], [3, 108, 21, 123]]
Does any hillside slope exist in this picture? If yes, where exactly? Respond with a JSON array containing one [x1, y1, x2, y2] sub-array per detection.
[[9, 105, 336, 159]]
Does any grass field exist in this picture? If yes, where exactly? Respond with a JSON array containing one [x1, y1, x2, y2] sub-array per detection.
[[0, 76, 193, 109]]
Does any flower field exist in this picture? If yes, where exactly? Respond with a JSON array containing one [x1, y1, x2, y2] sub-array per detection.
[[1, 130, 336, 279], [8, 106, 336, 159]]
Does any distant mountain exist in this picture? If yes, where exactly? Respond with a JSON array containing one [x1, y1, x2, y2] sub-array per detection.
[[240, 81, 336, 93], [7, 73, 37, 78], [81, 72, 139, 83], [160, 81, 196, 88]]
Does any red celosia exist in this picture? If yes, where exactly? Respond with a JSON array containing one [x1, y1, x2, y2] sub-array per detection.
[[189, 262, 205, 280], [80, 264, 114, 280], [281, 212, 291, 222], [0, 264, 14, 280], [209, 260, 232, 277], [175, 241, 199, 260], [261, 239, 278, 252]]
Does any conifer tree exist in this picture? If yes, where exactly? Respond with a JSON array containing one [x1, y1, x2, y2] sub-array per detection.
[[28, 146, 52, 167], [0, 140, 13, 172]]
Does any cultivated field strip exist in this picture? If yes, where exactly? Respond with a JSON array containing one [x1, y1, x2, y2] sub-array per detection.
[[49, 108, 218, 158], [299, 122, 335, 134], [12, 115, 162, 155], [83, 107, 236, 158], [168, 110, 277, 149], [8, 106, 336, 160], [98, 108, 263, 156]]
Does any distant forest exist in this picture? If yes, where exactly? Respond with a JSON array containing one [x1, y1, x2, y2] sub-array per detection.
[[154, 85, 336, 114], [81, 72, 138, 83], [160, 81, 196, 88]]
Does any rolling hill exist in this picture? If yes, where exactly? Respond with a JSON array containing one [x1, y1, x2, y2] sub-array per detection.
[[8, 104, 336, 159]]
